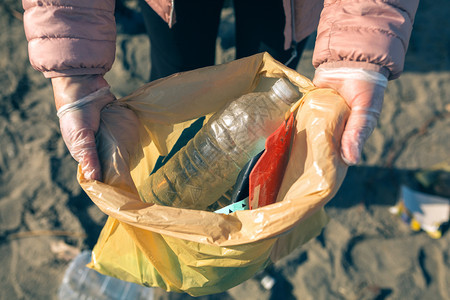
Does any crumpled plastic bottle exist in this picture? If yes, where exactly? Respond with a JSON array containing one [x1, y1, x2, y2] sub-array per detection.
[[139, 78, 300, 210]]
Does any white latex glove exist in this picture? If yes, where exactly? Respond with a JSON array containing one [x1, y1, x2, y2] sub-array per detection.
[[313, 68, 388, 165], [52, 75, 115, 181]]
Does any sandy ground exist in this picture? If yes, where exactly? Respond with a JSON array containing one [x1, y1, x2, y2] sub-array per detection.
[[1, 0, 449, 299]]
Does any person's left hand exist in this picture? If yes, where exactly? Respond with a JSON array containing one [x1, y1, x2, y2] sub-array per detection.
[[313, 68, 388, 165]]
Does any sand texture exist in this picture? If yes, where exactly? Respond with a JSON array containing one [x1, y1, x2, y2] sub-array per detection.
[[0, 0, 449, 299]]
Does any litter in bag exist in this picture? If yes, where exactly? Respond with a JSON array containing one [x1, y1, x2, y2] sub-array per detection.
[[249, 112, 295, 209], [79, 53, 350, 296]]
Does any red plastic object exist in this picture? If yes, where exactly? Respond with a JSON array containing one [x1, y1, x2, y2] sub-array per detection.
[[249, 113, 295, 209]]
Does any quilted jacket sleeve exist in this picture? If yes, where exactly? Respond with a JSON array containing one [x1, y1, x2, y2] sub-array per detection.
[[22, 0, 116, 78], [312, 0, 420, 80]]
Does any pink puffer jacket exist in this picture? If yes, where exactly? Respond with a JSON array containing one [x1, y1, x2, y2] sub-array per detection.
[[23, 0, 419, 80]]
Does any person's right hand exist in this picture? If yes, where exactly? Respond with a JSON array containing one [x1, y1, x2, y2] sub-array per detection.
[[52, 75, 115, 181]]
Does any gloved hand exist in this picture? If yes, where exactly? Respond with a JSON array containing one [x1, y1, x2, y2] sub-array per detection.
[[313, 68, 388, 165], [52, 75, 115, 181]]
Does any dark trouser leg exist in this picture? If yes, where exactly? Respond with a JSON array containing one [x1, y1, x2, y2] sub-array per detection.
[[233, 0, 308, 70], [139, 0, 225, 81]]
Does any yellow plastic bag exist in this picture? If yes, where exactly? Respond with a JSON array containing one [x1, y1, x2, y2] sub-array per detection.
[[80, 53, 350, 296]]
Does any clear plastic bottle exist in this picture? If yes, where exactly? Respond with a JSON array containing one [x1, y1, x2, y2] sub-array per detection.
[[139, 78, 300, 209], [58, 251, 154, 300]]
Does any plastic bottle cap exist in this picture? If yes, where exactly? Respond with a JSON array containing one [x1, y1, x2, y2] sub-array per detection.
[[271, 78, 300, 104]]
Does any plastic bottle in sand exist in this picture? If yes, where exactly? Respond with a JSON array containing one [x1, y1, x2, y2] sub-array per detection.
[[58, 250, 154, 300]]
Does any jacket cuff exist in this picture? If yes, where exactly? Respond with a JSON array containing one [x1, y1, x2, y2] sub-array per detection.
[[27, 38, 115, 78], [24, 0, 116, 77], [312, 0, 419, 81]]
